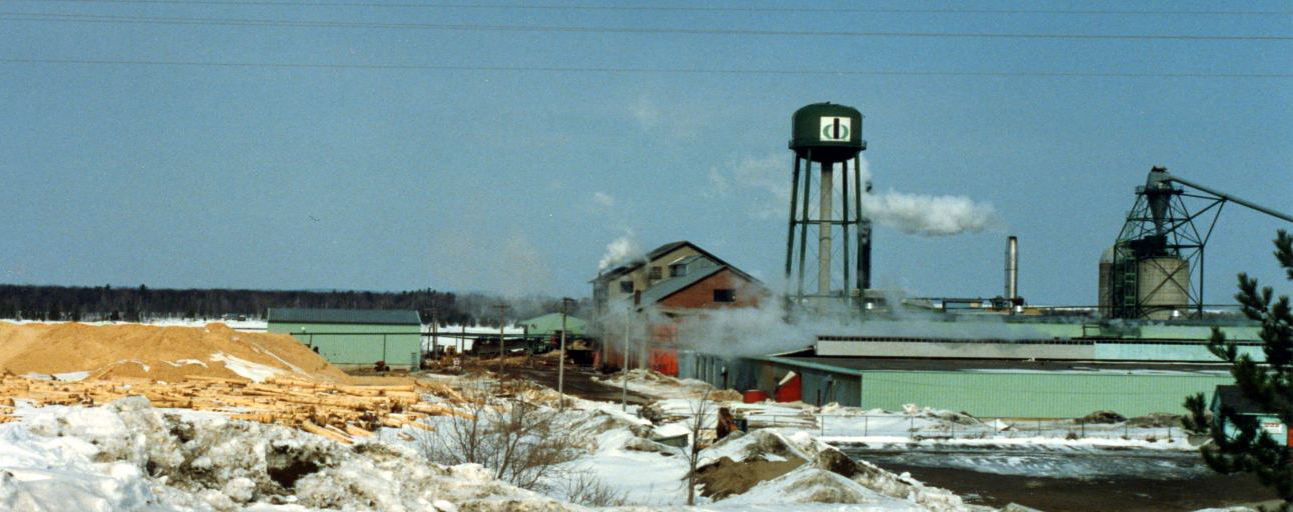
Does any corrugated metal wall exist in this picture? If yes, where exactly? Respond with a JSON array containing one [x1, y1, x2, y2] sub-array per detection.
[[854, 370, 1231, 417], [678, 353, 1232, 417], [268, 322, 421, 369]]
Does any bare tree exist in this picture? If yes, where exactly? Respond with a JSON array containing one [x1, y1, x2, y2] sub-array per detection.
[[561, 469, 628, 507], [419, 382, 582, 490], [684, 390, 713, 506]]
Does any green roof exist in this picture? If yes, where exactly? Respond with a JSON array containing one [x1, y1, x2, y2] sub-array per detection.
[[267, 308, 421, 326], [520, 313, 586, 336]]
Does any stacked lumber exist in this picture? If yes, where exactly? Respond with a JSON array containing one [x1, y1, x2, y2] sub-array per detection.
[[0, 374, 465, 444]]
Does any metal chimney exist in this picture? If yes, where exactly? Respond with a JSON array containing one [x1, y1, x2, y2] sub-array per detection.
[[1005, 236, 1019, 302]]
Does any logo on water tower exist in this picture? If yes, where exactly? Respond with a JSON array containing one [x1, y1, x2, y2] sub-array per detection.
[[819, 117, 851, 142]]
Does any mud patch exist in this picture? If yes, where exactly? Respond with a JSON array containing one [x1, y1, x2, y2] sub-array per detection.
[[266, 444, 320, 490], [695, 455, 804, 499]]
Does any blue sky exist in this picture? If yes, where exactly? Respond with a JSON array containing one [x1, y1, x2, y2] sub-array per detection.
[[1, 0, 1290, 307]]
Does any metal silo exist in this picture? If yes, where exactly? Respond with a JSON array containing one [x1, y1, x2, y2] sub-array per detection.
[[1136, 257, 1190, 320], [1103, 166, 1293, 319], [1098, 246, 1115, 317]]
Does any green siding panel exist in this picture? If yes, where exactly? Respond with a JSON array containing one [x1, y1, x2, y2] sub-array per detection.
[[267, 321, 421, 368], [1092, 343, 1263, 361], [858, 370, 1233, 418]]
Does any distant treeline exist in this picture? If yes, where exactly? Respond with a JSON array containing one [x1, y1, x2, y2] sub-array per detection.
[[0, 284, 585, 327]]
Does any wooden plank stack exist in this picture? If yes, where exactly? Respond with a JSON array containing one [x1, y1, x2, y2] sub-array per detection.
[[0, 374, 466, 444]]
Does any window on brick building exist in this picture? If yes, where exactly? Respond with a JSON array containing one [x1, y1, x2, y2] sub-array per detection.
[[670, 264, 686, 277], [713, 289, 735, 303], [649, 266, 662, 280], [620, 281, 634, 293]]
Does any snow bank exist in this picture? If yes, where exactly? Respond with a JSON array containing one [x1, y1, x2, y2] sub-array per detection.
[[208, 352, 280, 383], [716, 465, 918, 510], [701, 429, 827, 466], [0, 397, 579, 511]]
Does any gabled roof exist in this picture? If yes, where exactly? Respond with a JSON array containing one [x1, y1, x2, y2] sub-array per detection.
[[638, 264, 724, 306], [520, 313, 587, 335], [591, 241, 736, 283], [267, 308, 421, 326], [637, 261, 763, 306], [1213, 385, 1268, 415]]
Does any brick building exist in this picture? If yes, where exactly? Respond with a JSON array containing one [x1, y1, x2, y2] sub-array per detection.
[[590, 241, 765, 374]]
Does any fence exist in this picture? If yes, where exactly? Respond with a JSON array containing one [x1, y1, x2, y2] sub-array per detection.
[[750, 413, 1182, 442]]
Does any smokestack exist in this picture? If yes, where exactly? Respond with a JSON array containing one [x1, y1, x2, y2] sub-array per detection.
[[1005, 236, 1018, 303], [861, 179, 873, 291], [818, 162, 833, 309]]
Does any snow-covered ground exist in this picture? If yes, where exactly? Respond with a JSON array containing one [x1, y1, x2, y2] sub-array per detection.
[[0, 365, 1225, 511], [3, 319, 536, 356], [3, 318, 269, 331], [847, 447, 1210, 480], [0, 397, 576, 512], [0, 372, 997, 511]]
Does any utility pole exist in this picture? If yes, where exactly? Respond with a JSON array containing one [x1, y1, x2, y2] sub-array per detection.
[[621, 307, 629, 411], [639, 309, 649, 372], [559, 297, 575, 411], [431, 311, 439, 357], [495, 303, 509, 375]]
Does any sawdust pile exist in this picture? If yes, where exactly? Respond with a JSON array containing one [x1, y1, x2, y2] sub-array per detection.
[[0, 322, 348, 383]]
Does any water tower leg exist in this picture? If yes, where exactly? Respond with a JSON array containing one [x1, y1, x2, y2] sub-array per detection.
[[785, 157, 801, 294], [855, 156, 869, 297], [818, 162, 833, 311], [841, 159, 851, 307], [796, 152, 813, 299]]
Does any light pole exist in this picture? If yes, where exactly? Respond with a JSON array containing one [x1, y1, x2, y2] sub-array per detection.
[[558, 297, 575, 410]]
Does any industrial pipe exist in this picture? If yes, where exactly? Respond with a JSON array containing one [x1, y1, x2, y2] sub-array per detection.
[[1165, 175, 1293, 224]]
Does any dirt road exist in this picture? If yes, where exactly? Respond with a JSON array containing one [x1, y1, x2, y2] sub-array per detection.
[[498, 364, 654, 405]]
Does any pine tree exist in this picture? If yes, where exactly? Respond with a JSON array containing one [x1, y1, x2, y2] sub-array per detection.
[[1184, 229, 1293, 508]]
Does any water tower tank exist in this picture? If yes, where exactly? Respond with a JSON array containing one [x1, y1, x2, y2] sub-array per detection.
[[789, 102, 865, 163]]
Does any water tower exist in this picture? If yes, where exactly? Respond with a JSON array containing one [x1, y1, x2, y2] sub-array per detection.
[[784, 102, 870, 312]]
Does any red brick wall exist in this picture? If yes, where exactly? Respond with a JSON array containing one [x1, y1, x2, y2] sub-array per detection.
[[657, 269, 762, 310]]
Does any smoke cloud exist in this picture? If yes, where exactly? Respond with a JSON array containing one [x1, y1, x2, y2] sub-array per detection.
[[853, 155, 998, 236], [862, 191, 998, 236], [710, 154, 1000, 236], [597, 233, 643, 272], [664, 293, 1051, 361]]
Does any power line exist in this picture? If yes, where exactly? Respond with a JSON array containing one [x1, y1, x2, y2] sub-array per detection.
[[3, 11, 1291, 41], [15, 0, 1293, 17], [3, 57, 1290, 79]]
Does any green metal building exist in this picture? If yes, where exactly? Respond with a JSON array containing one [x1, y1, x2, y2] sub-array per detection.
[[267, 308, 422, 370], [519, 313, 586, 337], [684, 352, 1233, 418], [679, 320, 1260, 418]]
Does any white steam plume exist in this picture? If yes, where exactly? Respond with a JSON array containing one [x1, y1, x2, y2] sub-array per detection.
[[862, 191, 997, 236], [597, 233, 643, 272], [711, 154, 999, 236], [854, 155, 998, 236], [663, 292, 1051, 360]]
